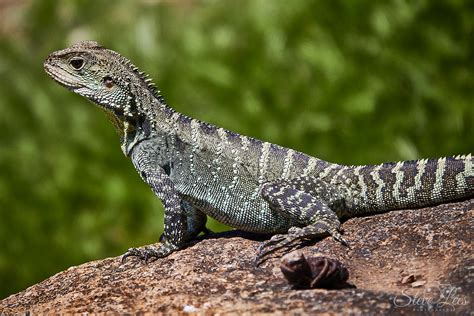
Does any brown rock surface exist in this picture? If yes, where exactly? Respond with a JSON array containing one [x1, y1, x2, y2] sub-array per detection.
[[1, 200, 473, 314]]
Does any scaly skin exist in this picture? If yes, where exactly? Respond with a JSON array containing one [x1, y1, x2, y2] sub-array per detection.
[[44, 41, 474, 264]]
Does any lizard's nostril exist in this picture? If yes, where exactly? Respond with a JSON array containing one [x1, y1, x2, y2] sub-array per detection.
[[44, 56, 54, 71], [46, 54, 55, 63]]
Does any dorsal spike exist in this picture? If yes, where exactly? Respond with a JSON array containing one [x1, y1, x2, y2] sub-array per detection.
[[108, 50, 166, 103]]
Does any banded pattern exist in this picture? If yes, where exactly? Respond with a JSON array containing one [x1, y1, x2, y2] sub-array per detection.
[[343, 156, 474, 212]]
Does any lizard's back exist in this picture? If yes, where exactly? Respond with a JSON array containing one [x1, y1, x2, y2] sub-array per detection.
[[158, 115, 473, 231]]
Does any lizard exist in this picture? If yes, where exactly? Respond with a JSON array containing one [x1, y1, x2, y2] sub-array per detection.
[[44, 41, 474, 265]]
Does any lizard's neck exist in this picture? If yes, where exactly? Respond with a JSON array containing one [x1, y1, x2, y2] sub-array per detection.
[[116, 93, 183, 156]]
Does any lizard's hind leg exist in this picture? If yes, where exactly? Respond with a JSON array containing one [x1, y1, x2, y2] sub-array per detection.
[[257, 181, 347, 265]]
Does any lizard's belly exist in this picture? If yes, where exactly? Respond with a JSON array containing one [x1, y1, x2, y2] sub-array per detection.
[[182, 190, 289, 233], [171, 159, 292, 233]]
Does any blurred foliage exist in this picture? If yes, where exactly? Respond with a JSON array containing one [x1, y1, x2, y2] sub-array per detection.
[[0, 0, 472, 299]]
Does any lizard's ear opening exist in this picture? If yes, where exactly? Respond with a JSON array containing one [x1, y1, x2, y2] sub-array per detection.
[[103, 76, 115, 88], [69, 57, 85, 70]]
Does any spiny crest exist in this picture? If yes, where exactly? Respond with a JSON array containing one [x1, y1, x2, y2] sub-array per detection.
[[453, 154, 469, 160], [108, 49, 165, 104]]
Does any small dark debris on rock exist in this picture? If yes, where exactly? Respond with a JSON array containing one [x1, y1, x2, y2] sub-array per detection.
[[280, 251, 352, 289]]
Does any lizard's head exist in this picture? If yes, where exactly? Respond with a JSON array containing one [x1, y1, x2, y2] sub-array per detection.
[[44, 40, 158, 118]]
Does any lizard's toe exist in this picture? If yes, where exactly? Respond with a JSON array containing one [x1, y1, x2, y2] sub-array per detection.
[[333, 234, 349, 247], [255, 223, 345, 266], [256, 234, 299, 266], [121, 245, 171, 264], [121, 247, 146, 263], [327, 227, 349, 247]]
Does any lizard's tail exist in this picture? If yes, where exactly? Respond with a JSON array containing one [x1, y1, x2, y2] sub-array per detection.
[[346, 154, 473, 211]]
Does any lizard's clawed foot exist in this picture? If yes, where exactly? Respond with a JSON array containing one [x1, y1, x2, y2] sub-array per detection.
[[121, 246, 160, 263], [121, 242, 178, 264], [256, 228, 304, 266], [255, 224, 348, 266]]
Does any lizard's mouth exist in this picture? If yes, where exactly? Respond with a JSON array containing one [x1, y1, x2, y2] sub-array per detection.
[[44, 61, 83, 91]]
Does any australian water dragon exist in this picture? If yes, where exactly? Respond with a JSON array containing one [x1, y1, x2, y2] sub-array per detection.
[[44, 41, 474, 264]]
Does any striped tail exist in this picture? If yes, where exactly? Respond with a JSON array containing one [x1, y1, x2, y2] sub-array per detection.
[[349, 154, 473, 212]]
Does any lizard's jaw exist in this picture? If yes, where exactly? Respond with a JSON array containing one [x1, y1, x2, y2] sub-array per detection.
[[44, 62, 83, 92]]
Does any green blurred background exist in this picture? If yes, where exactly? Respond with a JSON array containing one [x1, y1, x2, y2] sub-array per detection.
[[0, 0, 472, 298]]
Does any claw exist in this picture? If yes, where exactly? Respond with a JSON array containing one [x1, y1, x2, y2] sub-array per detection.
[[121, 247, 145, 263], [330, 229, 349, 247], [256, 234, 300, 266], [255, 225, 347, 267], [336, 236, 349, 248], [256, 234, 285, 253], [255, 247, 273, 266], [255, 253, 269, 266]]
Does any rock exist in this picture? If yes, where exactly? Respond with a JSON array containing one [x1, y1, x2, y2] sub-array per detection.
[[401, 275, 415, 284], [1, 199, 472, 314], [182, 304, 199, 313], [410, 281, 426, 288]]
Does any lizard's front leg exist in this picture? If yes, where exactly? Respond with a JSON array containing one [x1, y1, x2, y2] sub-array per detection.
[[122, 144, 187, 263]]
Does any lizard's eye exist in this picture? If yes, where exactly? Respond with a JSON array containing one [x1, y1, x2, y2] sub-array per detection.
[[69, 57, 84, 70], [103, 76, 114, 88]]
